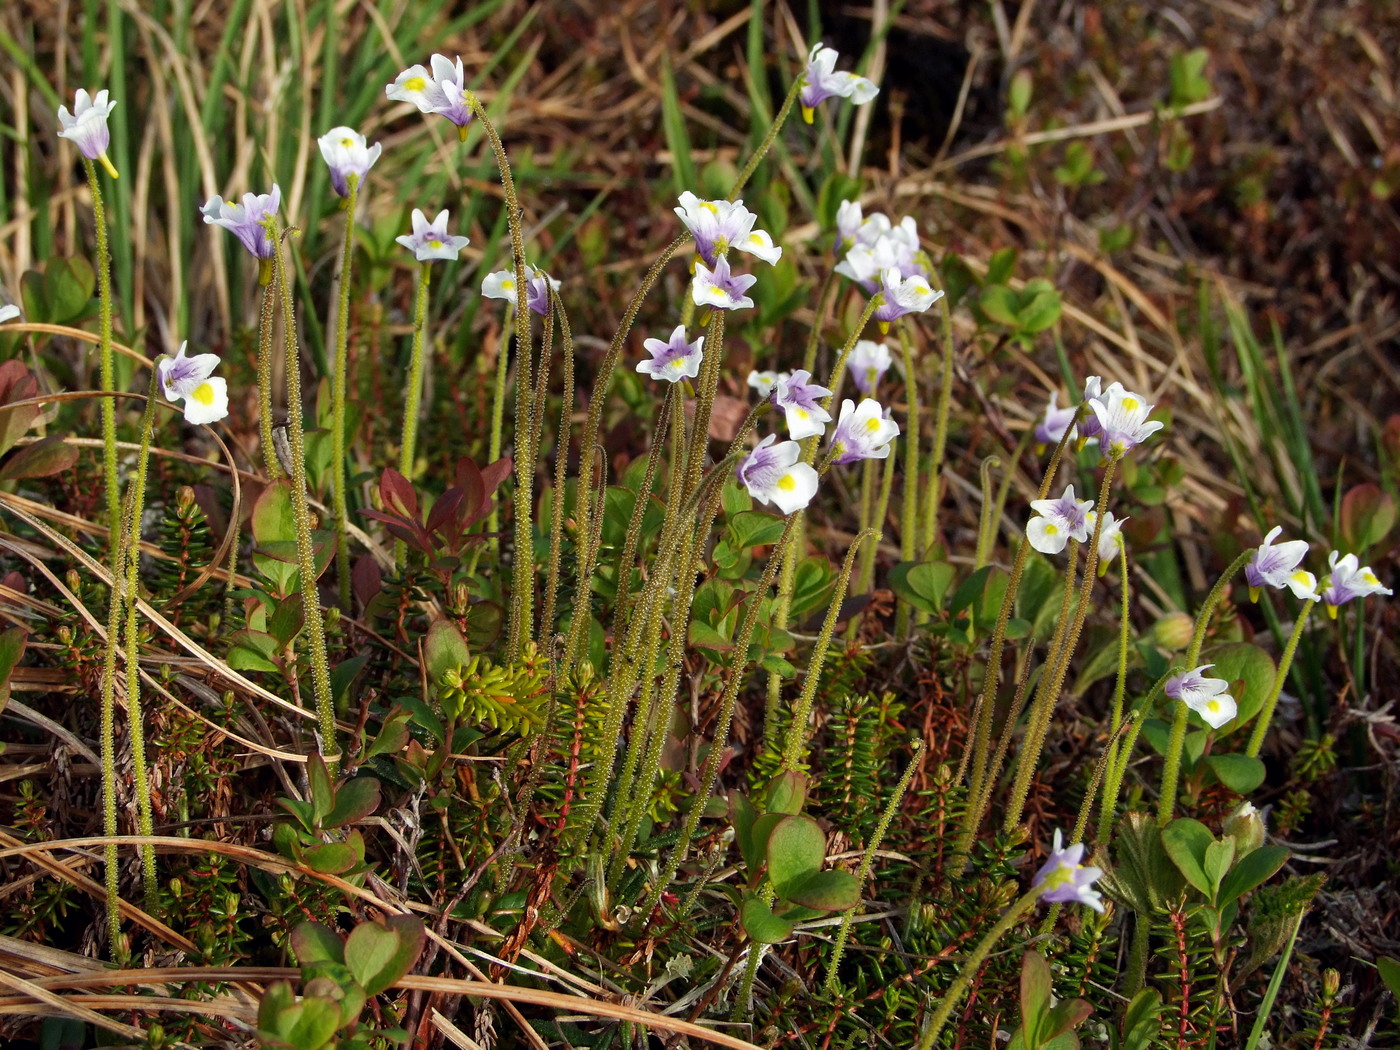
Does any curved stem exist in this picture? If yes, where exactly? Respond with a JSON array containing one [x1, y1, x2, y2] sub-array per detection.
[[1157, 547, 1254, 825], [331, 176, 360, 608], [254, 282, 283, 478], [729, 73, 804, 200]]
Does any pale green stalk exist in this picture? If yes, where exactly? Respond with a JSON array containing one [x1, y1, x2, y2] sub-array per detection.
[[733, 887, 773, 1018], [266, 220, 339, 770], [84, 158, 120, 555], [485, 304, 514, 560], [1004, 457, 1120, 833], [973, 456, 1002, 570], [895, 328, 920, 636], [395, 261, 433, 567], [914, 891, 1040, 1050], [824, 740, 924, 994], [541, 299, 577, 648], [1157, 547, 1255, 825], [850, 449, 898, 640], [607, 390, 675, 646], [780, 530, 877, 770], [464, 92, 535, 661], [330, 175, 360, 608], [254, 281, 284, 479], [1245, 599, 1316, 757], [1097, 671, 1171, 845], [96, 525, 126, 950], [1108, 544, 1132, 741], [920, 271, 957, 558]]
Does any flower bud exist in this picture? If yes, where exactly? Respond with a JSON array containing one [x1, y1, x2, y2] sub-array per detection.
[[1322, 968, 1340, 999], [1152, 612, 1194, 651], [1223, 801, 1266, 855]]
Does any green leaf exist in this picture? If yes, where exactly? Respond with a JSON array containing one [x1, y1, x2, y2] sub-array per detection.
[[788, 556, 836, 618], [1120, 989, 1164, 1050], [0, 437, 79, 481], [765, 814, 827, 898], [43, 257, 96, 323], [1377, 956, 1400, 1000], [290, 922, 345, 967], [1019, 950, 1052, 1047], [1217, 845, 1289, 908], [888, 561, 956, 615], [782, 869, 861, 912], [1202, 643, 1276, 733], [979, 284, 1022, 327], [325, 777, 380, 829], [1203, 837, 1237, 894], [986, 247, 1019, 286], [1161, 818, 1215, 897], [344, 914, 425, 996], [1340, 483, 1396, 552], [424, 618, 470, 682], [307, 754, 335, 826], [302, 841, 359, 875], [720, 480, 752, 517], [252, 480, 298, 545], [365, 711, 412, 760], [764, 771, 808, 816], [726, 510, 787, 549], [1204, 753, 1267, 794], [657, 55, 695, 197], [0, 626, 28, 707], [739, 897, 795, 944], [731, 791, 757, 870]]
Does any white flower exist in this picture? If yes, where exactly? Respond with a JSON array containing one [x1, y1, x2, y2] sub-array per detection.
[[848, 339, 892, 395], [57, 88, 118, 176], [829, 398, 899, 464], [772, 370, 833, 440], [396, 208, 470, 262], [1026, 485, 1093, 555], [1319, 551, 1393, 616], [1091, 385, 1164, 458], [799, 44, 879, 123], [874, 267, 942, 330], [1032, 830, 1105, 912], [637, 325, 704, 383], [1166, 664, 1236, 729], [386, 55, 474, 135], [747, 370, 788, 398], [692, 256, 757, 311], [157, 341, 228, 425], [1086, 509, 1128, 564], [736, 435, 819, 515], [673, 192, 782, 267], [0, 305, 20, 324], [317, 126, 382, 197], [481, 264, 560, 317], [1244, 526, 1318, 601]]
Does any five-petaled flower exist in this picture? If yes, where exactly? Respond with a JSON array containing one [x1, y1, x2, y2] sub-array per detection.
[[1244, 526, 1319, 602], [736, 434, 819, 515], [848, 340, 893, 396], [674, 193, 781, 268], [57, 88, 119, 177], [201, 186, 281, 260], [1026, 484, 1093, 555], [386, 55, 475, 138], [317, 126, 382, 198], [1091, 384, 1164, 458], [157, 342, 229, 426], [1166, 664, 1236, 729], [481, 264, 559, 317], [693, 256, 757, 311], [637, 325, 704, 384], [1319, 551, 1392, 617], [397, 208, 470, 262], [772, 370, 833, 440], [874, 267, 942, 331], [1035, 391, 1081, 450], [1032, 830, 1105, 912], [828, 398, 899, 465], [799, 44, 879, 124]]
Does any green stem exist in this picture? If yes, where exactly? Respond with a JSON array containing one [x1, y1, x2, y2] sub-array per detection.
[[541, 298, 576, 648], [1157, 547, 1254, 825], [254, 281, 283, 478], [85, 159, 120, 558], [267, 219, 339, 771], [1245, 599, 1316, 757], [396, 262, 433, 565], [915, 892, 1040, 1050], [729, 72, 804, 199], [896, 327, 920, 637], [485, 304, 514, 560], [920, 269, 957, 558], [331, 176, 359, 608]]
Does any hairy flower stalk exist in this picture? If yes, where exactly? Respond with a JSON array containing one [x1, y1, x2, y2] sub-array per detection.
[[396, 260, 432, 562], [921, 269, 957, 559], [1245, 598, 1317, 757], [1156, 546, 1255, 825], [254, 283, 283, 478], [265, 219, 339, 770], [895, 328, 919, 637], [84, 159, 121, 556], [330, 174, 360, 606]]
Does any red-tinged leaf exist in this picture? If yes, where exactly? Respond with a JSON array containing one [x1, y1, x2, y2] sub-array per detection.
[[425, 488, 466, 535], [0, 437, 78, 480], [480, 456, 513, 495], [0, 371, 40, 456], [0, 360, 30, 402], [360, 509, 431, 552], [456, 457, 487, 519], [352, 555, 382, 609], [379, 467, 418, 520]]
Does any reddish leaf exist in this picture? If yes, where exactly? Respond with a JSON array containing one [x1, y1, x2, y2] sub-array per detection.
[[0, 437, 78, 480], [378, 467, 418, 520]]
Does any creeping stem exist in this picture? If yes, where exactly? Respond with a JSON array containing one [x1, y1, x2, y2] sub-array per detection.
[[84, 159, 120, 556], [331, 175, 360, 606], [1156, 547, 1255, 825]]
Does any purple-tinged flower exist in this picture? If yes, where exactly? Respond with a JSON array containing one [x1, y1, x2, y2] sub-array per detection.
[[772, 370, 833, 440], [834, 199, 866, 252], [1166, 664, 1236, 729], [1035, 391, 1080, 449], [57, 89, 118, 176], [397, 208, 470, 263], [1076, 376, 1117, 443], [637, 325, 703, 383], [829, 398, 899, 465], [848, 339, 893, 396], [0, 305, 19, 324], [317, 126, 382, 197], [693, 256, 757, 311], [874, 267, 942, 331], [799, 44, 879, 124], [386, 55, 474, 138], [674, 192, 781, 268], [157, 341, 228, 426], [201, 185, 281, 259], [736, 434, 819, 515], [1091, 384, 1164, 458], [1319, 551, 1392, 617], [481, 264, 560, 316], [835, 221, 927, 293], [1026, 484, 1093, 554], [1032, 830, 1104, 912], [1086, 509, 1128, 565], [1244, 526, 1318, 602], [747, 370, 788, 398]]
